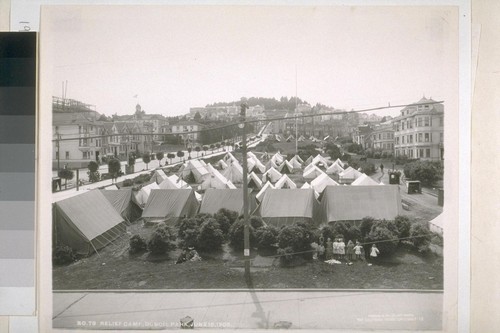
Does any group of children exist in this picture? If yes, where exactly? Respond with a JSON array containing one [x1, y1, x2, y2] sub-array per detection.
[[311, 235, 380, 263]]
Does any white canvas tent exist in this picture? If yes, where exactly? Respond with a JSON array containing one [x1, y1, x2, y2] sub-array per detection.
[[221, 160, 244, 184], [304, 155, 313, 165], [274, 174, 297, 189], [311, 154, 330, 168], [166, 174, 191, 189], [339, 166, 363, 183], [248, 171, 263, 189], [256, 181, 274, 202], [300, 182, 320, 199], [265, 159, 279, 171], [132, 182, 160, 208], [310, 173, 339, 193], [215, 159, 228, 170], [53, 190, 126, 255], [223, 152, 238, 163], [334, 158, 345, 168], [270, 152, 285, 165], [262, 167, 282, 183], [142, 189, 200, 224], [351, 173, 381, 186], [326, 162, 344, 175], [199, 188, 256, 215], [179, 159, 210, 183], [303, 164, 325, 181], [277, 160, 294, 174], [101, 188, 142, 222], [320, 185, 402, 223], [200, 163, 233, 190], [258, 189, 320, 227], [150, 169, 169, 185]]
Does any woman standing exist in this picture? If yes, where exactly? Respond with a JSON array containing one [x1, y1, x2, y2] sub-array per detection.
[[338, 238, 346, 261]]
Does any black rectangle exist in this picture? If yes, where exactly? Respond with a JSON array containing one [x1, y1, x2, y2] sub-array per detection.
[[0, 116, 35, 144], [0, 87, 36, 116], [0, 58, 36, 87], [0, 33, 36, 58]]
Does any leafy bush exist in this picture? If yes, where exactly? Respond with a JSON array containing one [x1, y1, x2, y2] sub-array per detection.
[[213, 212, 231, 236], [87, 161, 100, 183], [358, 162, 376, 175], [147, 223, 176, 254], [255, 226, 279, 249], [277, 225, 310, 254], [197, 218, 224, 252], [156, 152, 164, 166], [142, 152, 151, 169], [108, 158, 121, 177], [394, 215, 412, 239], [249, 216, 265, 229], [216, 208, 239, 226], [403, 161, 443, 186], [122, 179, 133, 187], [177, 218, 200, 249], [228, 219, 255, 250], [346, 225, 362, 244], [365, 223, 399, 257], [129, 235, 147, 254], [331, 222, 349, 240], [409, 222, 432, 252], [360, 216, 376, 239], [53, 245, 76, 265]]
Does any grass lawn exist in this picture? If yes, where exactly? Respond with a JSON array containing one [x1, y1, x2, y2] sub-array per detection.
[[53, 223, 443, 291]]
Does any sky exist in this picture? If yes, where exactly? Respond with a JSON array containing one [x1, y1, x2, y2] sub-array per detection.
[[43, 5, 458, 117]]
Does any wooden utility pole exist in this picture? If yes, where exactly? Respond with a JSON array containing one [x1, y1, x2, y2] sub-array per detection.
[[240, 101, 250, 281]]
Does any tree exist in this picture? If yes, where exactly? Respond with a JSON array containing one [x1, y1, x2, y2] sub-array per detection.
[[167, 153, 175, 164], [403, 161, 443, 186], [128, 153, 136, 166], [394, 215, 412, 239], [229, 219, 255, 250], [210, 144, 215, 153], [255, 226, 279, 249], [194, 111, 202, 120], [177, 150, 185, 162], [324, 142, 342, 161], [147, 222, 176, 255], [177, 217, 201, 249], [87, 161, 100, 183], [409, 222, 432, 252], [108, 158, 121, 183], [58, 168, 74, 189], [142, 152, 151, 170], [202, 145, 208, 156], [197, 218, 224, 252], [365, 224, 399, 257], [215, 143, 221, 151], [360, 216, 376, 239], [194, 146, 201, 157], [187, 147, 192, 159], [156, 152, 164, 166]]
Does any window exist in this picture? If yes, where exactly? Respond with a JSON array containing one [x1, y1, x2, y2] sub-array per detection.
[[55, 151, 59, 159], [378, 134, 381, 140], [408, 135, 413, 143], [396, 137, 400, 144], [83, 152, 88, 159], [425, 133, 430, 142], [418, 133, 422, 142], [417, 118, 422, 127], [402, 136, 405, 144], [424, 117, 430, 126], [65, 151, 69, 159], [419, 148, 424, 157], [426, 149, 431, 158], [408, 120, 413, 129], [409, 149, 414, 158]]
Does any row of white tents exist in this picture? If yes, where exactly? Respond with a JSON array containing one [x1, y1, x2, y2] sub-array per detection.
[[53, 185, 402, 256]]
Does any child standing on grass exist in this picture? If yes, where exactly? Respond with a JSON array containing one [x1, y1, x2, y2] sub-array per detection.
[[370, 244, 380, 261], [354, 241, 363, 260], [346, 240, 354, 261]]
